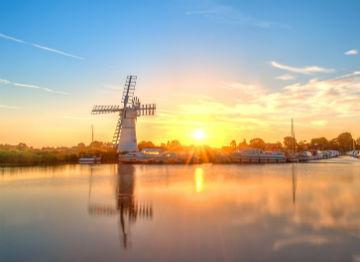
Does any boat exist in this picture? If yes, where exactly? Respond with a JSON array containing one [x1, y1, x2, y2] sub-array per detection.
[[297, 151, 313, 162], [119, 149, 197, 164], [230, 148, 286, 164], [119, 148, 164, 164], [79, 156, 101, 164]]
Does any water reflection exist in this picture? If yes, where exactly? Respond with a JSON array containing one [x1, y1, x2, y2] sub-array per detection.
[[194, 167, 204, 193], [87, 165, 153, 249], [1, 159, 360, 261], [292, 164, 297, 205]]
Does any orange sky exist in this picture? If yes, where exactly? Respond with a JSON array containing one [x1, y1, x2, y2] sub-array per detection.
[[1, 71, 360, 148]]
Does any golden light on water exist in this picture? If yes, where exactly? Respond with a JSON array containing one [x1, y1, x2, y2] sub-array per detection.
[[194, 167, 204, 193]]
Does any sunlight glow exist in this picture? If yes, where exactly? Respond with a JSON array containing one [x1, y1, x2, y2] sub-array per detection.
[[193, 129, 205, 141]]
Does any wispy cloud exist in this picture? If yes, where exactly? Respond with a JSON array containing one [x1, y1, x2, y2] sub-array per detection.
[[0, 104, 20, 110], [0, 78, 68, 95], [31, 44, 84, 60], [156, 71, 360, 137], [276, 74, 295, 81], [273, 235, 338, 251], [270, 61, 334, 74], [186, 4, 289, 29], [220, 81, 265, 102], [344, 49, 358, 56], [0, 78, 11, 85], [63, 115, 89, 120], [103, 84, 122, 91], [310, 120, 328, 127], [0, 33, 25, 43], [0, 32, 84, 60]]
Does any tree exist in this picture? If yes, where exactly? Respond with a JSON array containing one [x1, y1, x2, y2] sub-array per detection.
[[265, 142, 282, 151], [310, 137, 329, 150], [337, 132, 353, 152], [77, 143, 86, 153], [283, 136, 297, 152], [328, 138, 339, 150], [138, 141, 156, 151], [356, 137, 360, 150], [16, 143, 28, 151], [167, 140, 183, 151], [297, 140, 309, 151], [230, 140, 237, 149], [238, 139, 248, 149], [249, 138, 266, 150]]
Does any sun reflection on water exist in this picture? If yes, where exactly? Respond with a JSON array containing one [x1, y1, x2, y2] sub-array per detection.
[[194, 167, 204, 193]]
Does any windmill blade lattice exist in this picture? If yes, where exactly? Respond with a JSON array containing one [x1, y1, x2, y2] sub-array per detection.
[[112, 116, 122, 145], [122, 76, 137, 107], [92, 105, 123, 114]]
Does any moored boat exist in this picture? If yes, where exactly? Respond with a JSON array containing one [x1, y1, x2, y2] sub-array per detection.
[[79, 156, 101, 164], [230, 148, 286, 164]]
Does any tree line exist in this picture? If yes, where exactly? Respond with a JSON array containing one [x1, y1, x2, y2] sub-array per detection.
[[226, 132, 360, 153], [0, 132, 358, 166], [0, 141, 117, 166]]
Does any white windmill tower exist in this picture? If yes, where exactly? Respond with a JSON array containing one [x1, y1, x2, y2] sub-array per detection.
[[92, 75, 156, 153]]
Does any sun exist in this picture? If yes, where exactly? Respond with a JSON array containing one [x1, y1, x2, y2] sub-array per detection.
[[193, 129, 205, 141]]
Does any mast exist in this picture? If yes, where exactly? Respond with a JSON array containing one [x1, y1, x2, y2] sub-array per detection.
[[291, 118, 296, 154]]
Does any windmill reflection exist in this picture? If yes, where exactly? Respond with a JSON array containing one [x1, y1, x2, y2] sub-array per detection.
[[88, 165, 153, 249]]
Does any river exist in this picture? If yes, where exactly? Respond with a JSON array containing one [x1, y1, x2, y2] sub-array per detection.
[[1, 157, 360, 261]]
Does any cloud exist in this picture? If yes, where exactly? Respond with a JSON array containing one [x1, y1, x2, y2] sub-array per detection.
[[273, 235, 338, 251], [103, 84, 122, 91], [155, 71, 360, 140], [219, 81, 266, 102], [186, 4, 289, 29], [310, 120, 328, 127], [270, 61, 334, 74], [0, 32, 84, 60], [63, 115, 90, 120], [0, 104, 20, 110], [0, 78, 11, 85], [276, 74, 295, 81], [0, 33, 25, 43], [0, 78, 68, 95], [344, 49, 358, 56], [31, 44, 84, 60], [14, 82, 69, 95], [220, 81, 264, 93]]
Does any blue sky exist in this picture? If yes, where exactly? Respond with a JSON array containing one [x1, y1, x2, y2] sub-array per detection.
[[1, 0, 360, 146]]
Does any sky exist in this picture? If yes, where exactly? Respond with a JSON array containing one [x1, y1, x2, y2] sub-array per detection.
[[0, 0, 360, 147]]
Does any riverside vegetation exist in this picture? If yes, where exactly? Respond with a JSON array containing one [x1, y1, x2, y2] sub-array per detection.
[[0, 132, 359, 166]]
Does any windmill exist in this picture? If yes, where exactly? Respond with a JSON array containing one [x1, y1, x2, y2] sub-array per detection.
[[92, 75, 156, 153]]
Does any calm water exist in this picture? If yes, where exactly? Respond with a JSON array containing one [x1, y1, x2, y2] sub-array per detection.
[[1, 158, 360, 261]]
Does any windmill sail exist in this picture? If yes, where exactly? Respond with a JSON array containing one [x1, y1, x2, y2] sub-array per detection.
[[113, 75, 138, 147], [122, 75, 137, 107], [112, 116, 122, 145]]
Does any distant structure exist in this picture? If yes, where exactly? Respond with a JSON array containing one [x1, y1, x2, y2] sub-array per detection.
[[92, 75, 156, 153], [291, 118, 296, 154]]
